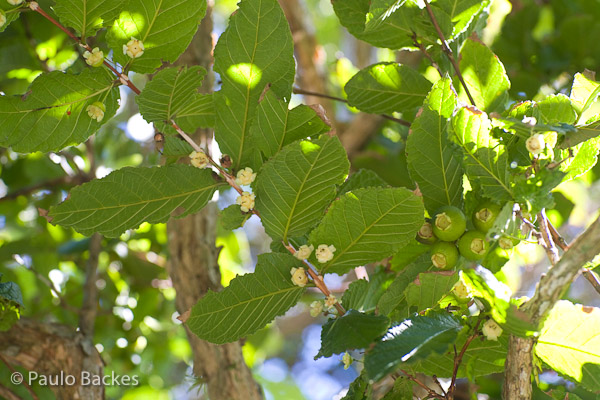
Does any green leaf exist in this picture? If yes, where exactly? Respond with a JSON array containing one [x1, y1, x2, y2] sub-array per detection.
[[254, 135, 349, 241], [54, 0, 121, 38], [341, 267, 393, 313], [186, 253, 305, 344], [378, 256, 433, 317], [0, 278, 24, 307], [458, 38, 510, 112], [405, 272, 458, 312], [214, 0, 294, 169], [560, 137, 600, 181], [559, 121, 600, 149], [107, 0, 206, 74], [406, 331, 508, 378], [250, 90, 330, 162], [0, 4, 20, 33], [219, 204, 249, 231], [407, 77, 463, 214], [316, 310, 389, 358], [365, 311, 463, 381], [537, 94, 577, 125], [136, 66, 214, 134], [535, 300, 600, 391], [342, 373, 371, 400], [452, 106, 513, 201], [161, 136, 194, 157], [390, 240, 431, 271], [0, 69, 119, 153], [434, 0, 489, 38], [345, 62, 432, 115], [309, 187, 424, 275], [49, 165, 224, 237], [0, 299, 20, 332], [338, 169, 388, 196], [381, 377, 413, 400], [570, 71, 600, 118]]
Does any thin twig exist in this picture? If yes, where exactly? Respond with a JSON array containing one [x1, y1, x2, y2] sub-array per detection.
[[546, 218, 569, 251], [538, 209, 560, 265], [431, 375, 448, 398], [292, 87, 411, 127], [0, 353, 39, 400], [449, 320, 481, 399], [422, 0, 476, 106], [0, 174, 90, 202], [400, 369, 445, 399], [412, 32, 443, 77], [582, 268, 600, 296], [27, 265, 79, 313]]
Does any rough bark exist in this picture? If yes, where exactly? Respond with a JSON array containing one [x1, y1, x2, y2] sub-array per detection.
[[0, 318, 104, 400], [503, 215, 600, 399], [165, 7, 263, 400]]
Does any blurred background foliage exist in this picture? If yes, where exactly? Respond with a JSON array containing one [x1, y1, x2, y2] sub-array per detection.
[[1, 0, 600, 399]]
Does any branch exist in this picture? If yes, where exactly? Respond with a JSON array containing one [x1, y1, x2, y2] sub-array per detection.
[[448, 320, 481, 399], [582, 268, 600, 296], [538, 209, 560, 265], [0, 173, 90, 202], [400, 370, 445, 399], [0, 353, 39, 400], [422, 0, 476, 106]]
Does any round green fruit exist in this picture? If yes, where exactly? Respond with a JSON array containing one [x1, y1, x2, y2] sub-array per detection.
[[416, 221, 437, 244], [431, 241, 459, 270], [458, 231, 489, 261], [473, 201, 502, 233], [432, 206, 467, 242]]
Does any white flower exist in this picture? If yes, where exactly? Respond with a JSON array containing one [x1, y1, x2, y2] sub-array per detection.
[[236, 191, 255, 213], [342, 352, 352, 370], [7, 0, 24, 5], [0, 11, 6, 28], [315, 244, 336, 263], [482, 319, 503, 341], [309, 301, 323, 317], [499, 237, 515, 250], [83, 47, 104, 67], [521, 116, 537, 126], [453, 279, 470, 299], [235, 167, 256, 186], [526, 134, 545, 155], [189, 151, 209, 169], [123, 37, 144, 58], [290, 267, 308, 287], [294, 244, 314, 260], [324, 294, 337, 308], [86, 102, 105, 122]]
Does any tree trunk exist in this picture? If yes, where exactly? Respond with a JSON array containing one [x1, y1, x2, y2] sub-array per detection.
[[166, 6, 263, 400]]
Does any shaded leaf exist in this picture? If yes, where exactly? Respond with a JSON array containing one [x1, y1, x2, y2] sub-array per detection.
[[49, 165, 223, 237], [186, 253, 305, 344], [338, 169, 388, 196], [219, 204, 249, 231], [136, 66, 214, 134], [378, 256, 433, 316], [107, 0, 206, 74], [365, 311, 462, 381], [341, 267, 393, 313], [54, 0, 121, 38], [309, 188, 424, 275], [317, 310, 390, 358], [407, 77, 463, 214], [0, 69, 119, 153], [161, 136, 194, 157], [214, 0, 294, 169], [254, 135, 349, 241], [405, 272, 458, 312], [250, 90, 330, 162], [345, 62, 431, 114]]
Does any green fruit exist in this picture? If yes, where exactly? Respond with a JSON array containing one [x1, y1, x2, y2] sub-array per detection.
[[458, 231, 489, 260], [498, 236, 520, 250], [432, 206, 466, 242], [431, 241, 459, 270], [473, 201, 502, 233], [416, 221, 437, 244]]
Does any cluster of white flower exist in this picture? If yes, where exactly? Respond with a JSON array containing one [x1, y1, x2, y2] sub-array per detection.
[[7, 0, 24, 5], [83, 47, 104, 67], [342, 352, 352, 370], [86, 102, 105, 122], [453, 279, 470, 299], [236, 191, 255, 212], [123, 37, 144, 59], [309, 301, 323, 317], [290, 267, 308, 287], [189, 151, 209, 169], [0, 11, 6, 28], [482, 319, 503, 341], [235, 167, 256, 186], [324, 294, 337, 308]]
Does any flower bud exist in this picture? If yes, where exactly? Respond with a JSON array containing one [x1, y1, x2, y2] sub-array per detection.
[[189, 151, 209, 169], [235, 167, 256, 186], [309, 301, 323, 317], [526, 134, 545, 155], [7, 0, 24, 5], [482, 319, 503, 341], [315, 244, 336, 263], [324, 294, 338, 308], [290, 267, 308, 287], [342, 352, 353, 370], [0, 10, 6, 28], [294, 244, 314, 260], [236, 191, 255, 212]]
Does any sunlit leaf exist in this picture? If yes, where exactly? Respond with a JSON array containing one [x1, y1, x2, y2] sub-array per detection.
[[54, 0, 121, 38]]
